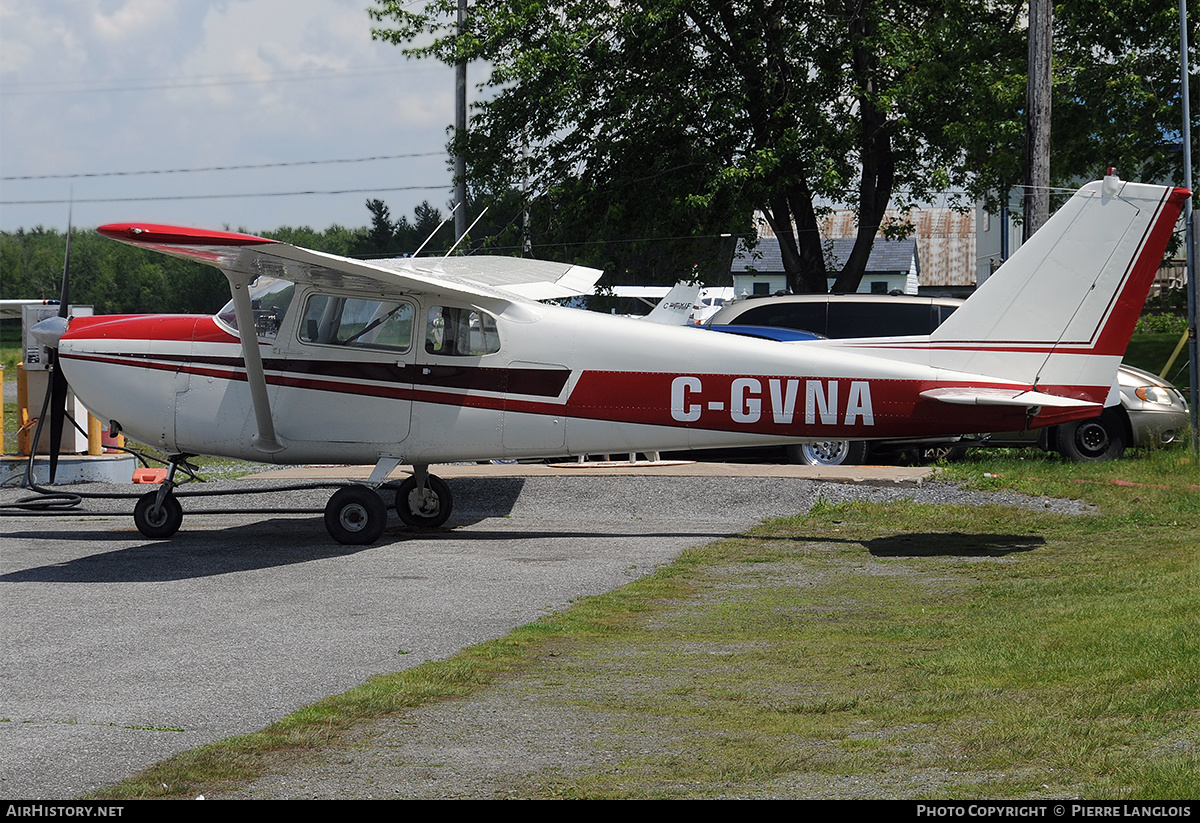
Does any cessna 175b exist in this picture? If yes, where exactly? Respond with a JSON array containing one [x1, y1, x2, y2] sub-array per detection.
[[31, 175, 1189, 544]]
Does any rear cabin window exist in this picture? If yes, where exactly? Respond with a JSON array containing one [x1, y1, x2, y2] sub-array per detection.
[[299, 295, 414, 352], [425, 306, 500, 356]]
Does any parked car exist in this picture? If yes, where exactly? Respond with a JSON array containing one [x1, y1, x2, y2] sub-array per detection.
[[705, 293, 1190, 464]]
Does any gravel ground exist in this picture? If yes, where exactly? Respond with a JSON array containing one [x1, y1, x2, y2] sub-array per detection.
[[1, 471, 1092, 799]]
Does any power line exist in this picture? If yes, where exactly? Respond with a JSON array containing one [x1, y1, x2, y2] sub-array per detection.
[[1, 185, 450, 206], [2, 152, 445, 182]]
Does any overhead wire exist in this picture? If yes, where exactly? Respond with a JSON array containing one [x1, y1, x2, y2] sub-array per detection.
[[2, 185, 451, 206], [2, 152, 445, 182], [1, 151, 452, 206]]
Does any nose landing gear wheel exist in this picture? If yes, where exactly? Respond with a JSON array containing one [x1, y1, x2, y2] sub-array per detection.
[[134, 491, 183, 539], [394, 474, 452, 528], [324, 485, 388, 545]]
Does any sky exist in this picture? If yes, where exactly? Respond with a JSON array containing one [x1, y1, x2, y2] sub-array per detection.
[[0, 0, 461, 234]]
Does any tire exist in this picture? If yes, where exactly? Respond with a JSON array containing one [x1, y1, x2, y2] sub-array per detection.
[[1056, 409, 1127, 462], [785, 440, 869, 466], [324, 485, 388, 545], [133, 491, 183, 539], [394, 474, 453, 528]]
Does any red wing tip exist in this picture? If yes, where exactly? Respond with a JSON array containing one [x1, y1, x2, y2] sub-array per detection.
[[96, 223, 276, 246]]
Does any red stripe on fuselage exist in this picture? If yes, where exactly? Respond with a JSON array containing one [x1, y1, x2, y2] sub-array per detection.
[[562, 370, 1052, 438]]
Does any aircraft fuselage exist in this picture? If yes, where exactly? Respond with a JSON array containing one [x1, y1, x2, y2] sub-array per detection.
[[60, 291, 1069, 466]]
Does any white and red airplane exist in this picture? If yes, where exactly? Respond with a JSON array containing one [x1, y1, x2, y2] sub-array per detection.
[[32, 174, 1189, 544]]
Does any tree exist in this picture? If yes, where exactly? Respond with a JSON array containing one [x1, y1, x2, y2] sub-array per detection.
[[365, 198, 396, 253], [371, 0, 1027, 292], [1, 228, 231, 315], [1051, 0, 1198, 208]]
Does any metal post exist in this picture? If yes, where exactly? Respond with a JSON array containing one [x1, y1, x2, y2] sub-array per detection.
[[454, 0, 468, 243], [1181, 0, 1196, 451]]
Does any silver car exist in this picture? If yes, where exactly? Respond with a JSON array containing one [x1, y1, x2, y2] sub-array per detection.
[[707, 294, 1190, 464]]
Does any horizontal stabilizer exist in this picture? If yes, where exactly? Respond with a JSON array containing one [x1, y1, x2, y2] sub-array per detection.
[[920, 387, 1101, 411]]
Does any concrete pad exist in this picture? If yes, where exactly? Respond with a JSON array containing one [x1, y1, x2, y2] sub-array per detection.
[[253, 460, 935, 486]]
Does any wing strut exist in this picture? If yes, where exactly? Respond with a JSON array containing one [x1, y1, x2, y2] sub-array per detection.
[[226, 272, 284, 453]]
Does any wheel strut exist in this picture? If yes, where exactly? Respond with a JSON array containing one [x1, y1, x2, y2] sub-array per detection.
[[133, 454, 193, 539]]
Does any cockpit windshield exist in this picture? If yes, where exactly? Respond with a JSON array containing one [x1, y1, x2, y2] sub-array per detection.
[[215, 277, 295, 340]]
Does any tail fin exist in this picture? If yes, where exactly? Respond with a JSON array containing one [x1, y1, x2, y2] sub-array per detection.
[[644, 282, 703, 325], [931, 174, 1189, 404]]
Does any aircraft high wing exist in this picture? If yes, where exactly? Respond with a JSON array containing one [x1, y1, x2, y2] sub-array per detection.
[[35, 174, 1190, 544], [1, 299, 61, 319]]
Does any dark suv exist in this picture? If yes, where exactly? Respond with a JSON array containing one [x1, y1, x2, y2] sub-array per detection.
[[706, 294, 1189, 464], [708, 293, 964, 339]]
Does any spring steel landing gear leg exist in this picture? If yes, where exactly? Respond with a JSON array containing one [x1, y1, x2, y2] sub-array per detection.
[[132, 454, 193, 539]]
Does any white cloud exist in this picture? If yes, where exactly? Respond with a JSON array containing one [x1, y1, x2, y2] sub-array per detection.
[[0, 3, 87, 77], [91, 0, 178, 42], [0, 0, 458, 231]]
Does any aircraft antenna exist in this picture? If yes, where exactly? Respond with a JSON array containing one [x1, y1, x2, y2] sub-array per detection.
[[412, 202, 459, 258], [443, 206, 489, 257]]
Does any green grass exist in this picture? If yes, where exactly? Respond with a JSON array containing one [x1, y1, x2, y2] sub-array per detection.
[[3, 401, 16, 455], [87, 447, 1200, 800]]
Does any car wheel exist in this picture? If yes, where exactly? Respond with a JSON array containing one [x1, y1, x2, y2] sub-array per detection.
[[785, 440, 869, 466], [1056, 409, 1126, 462]]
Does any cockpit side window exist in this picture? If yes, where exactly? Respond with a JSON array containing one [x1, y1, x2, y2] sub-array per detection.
[[216, 277, 295, 341], [299, 294, 414, 352], [425, 306, 500, 356]]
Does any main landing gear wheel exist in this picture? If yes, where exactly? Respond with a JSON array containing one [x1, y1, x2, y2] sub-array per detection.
[[324, 484, 388, 545], [394, 474, 453, 528], [786, 440, 869, 466], [133, 491, 183, 539]]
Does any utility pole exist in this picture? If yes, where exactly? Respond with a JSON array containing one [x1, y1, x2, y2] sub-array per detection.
[[1180, 0, 1197, 450], [454, 0, 468, 244], [1024, 0, 1052, 239]]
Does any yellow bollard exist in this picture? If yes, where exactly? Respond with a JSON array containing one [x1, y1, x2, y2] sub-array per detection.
[[16, 362, 30, 456], [88, 412, 102, 456]]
